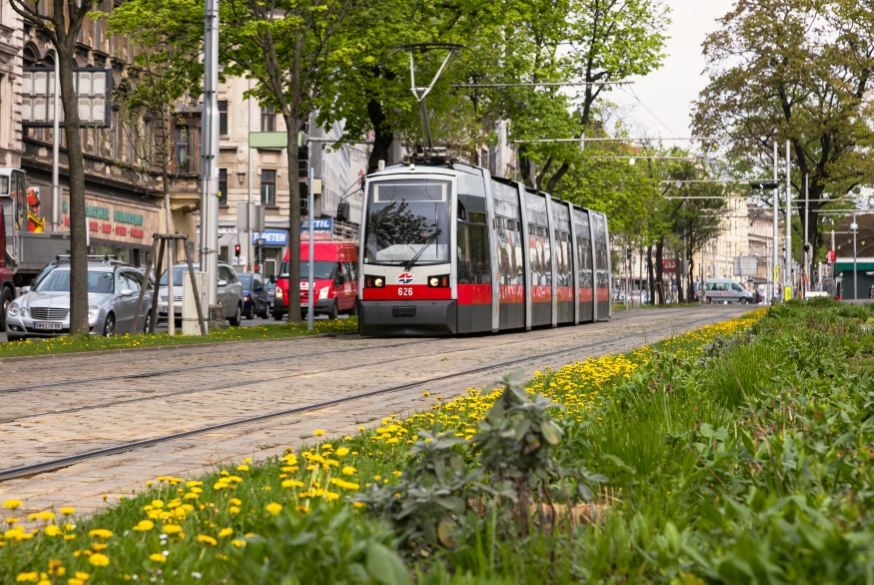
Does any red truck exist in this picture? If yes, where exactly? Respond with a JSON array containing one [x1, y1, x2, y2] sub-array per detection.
[[272, 241, 359, 320]]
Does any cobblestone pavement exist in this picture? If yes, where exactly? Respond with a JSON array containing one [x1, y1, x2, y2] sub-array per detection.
[[1, 306, 751, 517]]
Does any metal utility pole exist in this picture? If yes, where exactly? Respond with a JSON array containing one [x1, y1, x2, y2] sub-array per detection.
[[772, 141, 779, 304], [201, 0, 219, 307], [307, 167, 315, 330], [803, 173, 809, 295], [247, 78, 253, 272], [785, 140, 791, 300], [52, 58, 60, 232], [851, 215, 858, 301]]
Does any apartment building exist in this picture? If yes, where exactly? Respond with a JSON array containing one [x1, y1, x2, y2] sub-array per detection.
[[17, 2, 184, 267], [213, 75, 369, 277], [0, 3, 23, 169]]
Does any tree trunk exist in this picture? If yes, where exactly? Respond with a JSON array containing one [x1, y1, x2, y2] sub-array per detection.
[[687, 256, 695, 304], [57, 44, 89, 334], [366, 98, 393, 173], [646, 245, 655, 305], [286, 114, 302, 323]]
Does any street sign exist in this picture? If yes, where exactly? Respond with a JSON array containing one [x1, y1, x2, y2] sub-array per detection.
[[248, 132, 288, 148], [733, 256, 758, 276], [827, 250, 836, 263]]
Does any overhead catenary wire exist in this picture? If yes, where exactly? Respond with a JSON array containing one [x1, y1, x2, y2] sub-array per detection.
[[452, 81, 634, 88]]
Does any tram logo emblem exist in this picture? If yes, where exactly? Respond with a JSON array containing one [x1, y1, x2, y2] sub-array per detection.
[[397, 272, 415, 284]]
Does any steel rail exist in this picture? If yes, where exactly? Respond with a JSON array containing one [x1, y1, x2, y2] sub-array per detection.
[[0, 312, 648, 396], [0, 320, 641, 420], [0, 315, 722, 483], [0, 338, 439, 395]]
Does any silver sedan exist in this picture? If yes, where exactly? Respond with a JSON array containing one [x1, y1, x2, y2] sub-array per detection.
[[5, 265, 151, 341]]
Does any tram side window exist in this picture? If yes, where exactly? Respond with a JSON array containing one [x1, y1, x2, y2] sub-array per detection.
[[528, 225, 551, 286], [577, 238, 592, 289], [496, 217, 523, 286], [457, 217, 490, 285], [555, 232, 572, 287]]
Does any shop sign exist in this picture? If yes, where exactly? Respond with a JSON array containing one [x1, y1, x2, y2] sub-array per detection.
[[252, 230, 288, 246], [62, 195, 157, 244], [301, 219, 332, 232]]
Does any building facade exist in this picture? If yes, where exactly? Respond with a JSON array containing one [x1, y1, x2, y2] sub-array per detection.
[[0, 3, 23, 169], [211, 76, 369, 278]]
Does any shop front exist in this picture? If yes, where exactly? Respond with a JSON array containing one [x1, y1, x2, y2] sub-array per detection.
[[60, 194, 160, 267]]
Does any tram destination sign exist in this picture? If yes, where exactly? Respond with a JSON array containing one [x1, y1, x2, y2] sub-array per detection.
[[21, 67, 113, 127]]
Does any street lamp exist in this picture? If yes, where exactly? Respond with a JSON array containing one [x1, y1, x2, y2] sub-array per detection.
[[851, 216, 859, 301]]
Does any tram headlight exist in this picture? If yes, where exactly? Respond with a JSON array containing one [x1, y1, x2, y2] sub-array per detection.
[[365, 276, 385, 288], [427, 275, 450, 288]]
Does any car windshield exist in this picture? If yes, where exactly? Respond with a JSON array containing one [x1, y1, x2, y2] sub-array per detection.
[[238, 274, 253, 288], [279, 261, 335, 280], [364, 180, 450, 266], [159, 266, 198, 287], [34, 270, 115, 294]]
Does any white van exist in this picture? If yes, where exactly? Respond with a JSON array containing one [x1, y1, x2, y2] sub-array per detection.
[[700, 278, 755, 304]]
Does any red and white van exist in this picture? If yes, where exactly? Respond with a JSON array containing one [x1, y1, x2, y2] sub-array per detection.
[[272, 241, 359, 320]]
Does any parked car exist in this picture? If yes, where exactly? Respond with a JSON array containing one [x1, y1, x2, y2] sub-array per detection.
[[158, 262, 244, 326], [6, 259, 151, 340], [273, 241, 359, 321], [238, 273, 269, 319], [695, 278, 755, 304], [265, 277, 277, 311]]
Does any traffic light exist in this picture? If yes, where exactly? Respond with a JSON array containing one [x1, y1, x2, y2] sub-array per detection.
[[234, 244, 241, 258], [626, 247, 631, 260]]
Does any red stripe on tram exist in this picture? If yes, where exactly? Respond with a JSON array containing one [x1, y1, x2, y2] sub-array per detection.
[[457, 284, 491, 305], [556, 286, 574, 302], [362, 285, 451, 301], [579, 288, 594, 302], [499, 284, 524, 304], [532, 285, 552, 303]]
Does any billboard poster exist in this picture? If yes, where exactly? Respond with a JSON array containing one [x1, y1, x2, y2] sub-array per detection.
[[26, 186, 44, 232]]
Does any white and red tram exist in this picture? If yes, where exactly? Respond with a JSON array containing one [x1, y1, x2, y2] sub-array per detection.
[[357, 161, 611, 335]]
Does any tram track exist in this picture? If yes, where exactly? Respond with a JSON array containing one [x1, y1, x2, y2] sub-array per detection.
[[0, 314, 718, 482], [0, 312, 655, 398]]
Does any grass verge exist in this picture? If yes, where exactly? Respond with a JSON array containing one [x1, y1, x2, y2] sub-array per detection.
[[0, 317, 358, 360], [4, 300, 872, 583]]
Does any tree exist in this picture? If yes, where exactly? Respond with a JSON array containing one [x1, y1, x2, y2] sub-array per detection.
[[108, 0, 204, 334], [692, 0, 874, 263], [221, 0, 372, 323], [508, 0, 670, 192], [8, 0, 96, 333]]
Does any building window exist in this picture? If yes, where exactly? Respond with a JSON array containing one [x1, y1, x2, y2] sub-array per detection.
[[218, 168, 227, 206], [218, 100, 228, 136], [260, 169, 276, 205], [175, 126, 189, 172], [260, 106, 275, 132]]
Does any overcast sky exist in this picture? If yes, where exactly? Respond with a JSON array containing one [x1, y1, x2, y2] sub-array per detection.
[[609, 0, 734, 142]]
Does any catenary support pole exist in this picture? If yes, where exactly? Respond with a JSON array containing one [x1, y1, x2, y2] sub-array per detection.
[[853, 215, 858, 301], [785, 140, 791, 299], [772, 141, 778, 304], [247, 77, 253, 272], [307, 167, 315, 329], [804, 173, 809, 295], [201, 0, 219, 305], [52, 57, 60, 232]]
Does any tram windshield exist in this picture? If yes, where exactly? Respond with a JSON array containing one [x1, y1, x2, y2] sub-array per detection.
[[364, 180, 451, 266]]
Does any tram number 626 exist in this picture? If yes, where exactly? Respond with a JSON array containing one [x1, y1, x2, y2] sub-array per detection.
[[398, 287, 414, 297]]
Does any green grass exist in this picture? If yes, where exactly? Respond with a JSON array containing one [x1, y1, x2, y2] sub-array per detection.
[[5, 300, 873, 583], [0, 317, 358, 359]]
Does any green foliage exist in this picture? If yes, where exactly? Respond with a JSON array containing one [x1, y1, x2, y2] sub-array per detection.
[[358, 371, 605, 558], [227, 503, 408, 585], [692, 0, 874, 261]]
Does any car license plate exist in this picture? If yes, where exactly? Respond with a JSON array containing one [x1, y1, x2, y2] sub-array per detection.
[[34, 321, 62, 330]]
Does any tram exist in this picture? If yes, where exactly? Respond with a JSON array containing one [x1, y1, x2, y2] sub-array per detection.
[[357, 160, 611, 335]]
